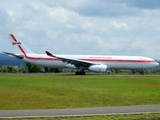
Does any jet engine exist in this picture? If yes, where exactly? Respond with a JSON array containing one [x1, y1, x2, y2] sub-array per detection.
[[88, 64, 107, 72]]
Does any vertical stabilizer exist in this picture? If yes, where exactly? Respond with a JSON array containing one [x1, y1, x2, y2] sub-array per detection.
[[9, 34, 35, 55]]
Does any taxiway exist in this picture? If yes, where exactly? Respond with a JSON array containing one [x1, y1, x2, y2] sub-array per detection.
[[0, 105, 160, 119]]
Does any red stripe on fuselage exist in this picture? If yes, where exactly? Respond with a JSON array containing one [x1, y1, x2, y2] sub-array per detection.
[[81, 59, 154, 63], [17, 45, 155, 64], [18, 45, 61, 61]]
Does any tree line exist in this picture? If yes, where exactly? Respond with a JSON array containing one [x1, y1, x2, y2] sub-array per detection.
[[0, 63, 62, 73]]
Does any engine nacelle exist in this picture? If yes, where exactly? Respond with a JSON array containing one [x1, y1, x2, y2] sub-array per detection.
[[88, 64, 107, 72]]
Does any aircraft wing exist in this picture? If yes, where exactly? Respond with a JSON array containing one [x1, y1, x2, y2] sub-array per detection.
[[2, 51, 24, 59], [45, 51, 94, 68]]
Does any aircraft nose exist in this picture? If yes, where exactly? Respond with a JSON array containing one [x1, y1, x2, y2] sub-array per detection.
[[156, 62, 159, 66], [155, 60, 160, 66]]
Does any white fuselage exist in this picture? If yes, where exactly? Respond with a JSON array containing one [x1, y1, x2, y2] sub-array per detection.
[[23, 53, 159, 70], [5, 33, 159, 75]]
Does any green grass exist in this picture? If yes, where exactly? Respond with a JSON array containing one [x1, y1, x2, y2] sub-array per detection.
[[0, 76, 160, 110]]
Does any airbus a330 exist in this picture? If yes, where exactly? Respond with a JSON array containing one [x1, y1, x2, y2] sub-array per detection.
[[3, 34, 159, 75]]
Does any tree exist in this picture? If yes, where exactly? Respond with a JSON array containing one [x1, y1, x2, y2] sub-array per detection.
[[26, 63, 44, 73], [2, 65, 13, 73]]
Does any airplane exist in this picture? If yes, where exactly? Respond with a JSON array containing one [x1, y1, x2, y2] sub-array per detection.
[[2, 34, 159, 75]]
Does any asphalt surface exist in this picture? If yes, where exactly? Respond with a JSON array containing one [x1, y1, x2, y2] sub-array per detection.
[[1, 73, 160, 76], [0, 105, 160, 118]]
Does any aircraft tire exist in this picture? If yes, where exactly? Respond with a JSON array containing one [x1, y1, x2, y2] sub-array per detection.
[[75, 71, 86, 75], [75, 71, 80, 75], [81, 71, 86, 75]]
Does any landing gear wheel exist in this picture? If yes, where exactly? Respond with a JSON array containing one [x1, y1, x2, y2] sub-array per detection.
[[81, 71, 86, 75], [75, 71, 80, 75], [75, 71, 86, 75]]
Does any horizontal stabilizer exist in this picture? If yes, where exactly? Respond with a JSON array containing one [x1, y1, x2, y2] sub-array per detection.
[[2, 51, 24, 59]]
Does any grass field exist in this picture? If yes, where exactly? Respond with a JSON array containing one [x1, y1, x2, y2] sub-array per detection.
[[0, 76, 160, 110]]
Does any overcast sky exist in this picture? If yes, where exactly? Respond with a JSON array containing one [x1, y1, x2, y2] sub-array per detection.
[[0, 0, 160, 59]]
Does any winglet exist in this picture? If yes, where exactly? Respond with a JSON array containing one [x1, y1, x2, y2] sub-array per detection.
[[45, 51, 56, 57]]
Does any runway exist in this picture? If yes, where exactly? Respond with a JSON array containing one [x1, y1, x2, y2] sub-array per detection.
[[0, 105, 160, 119], [0, 73, 160, 77]]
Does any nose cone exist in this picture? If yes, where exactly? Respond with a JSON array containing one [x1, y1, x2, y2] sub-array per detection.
[[155, 60, 160, 66]]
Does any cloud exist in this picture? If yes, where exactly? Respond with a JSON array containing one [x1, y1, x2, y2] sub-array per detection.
[[46, 31, 60, 40], [69, 0, 140, 17], [122, 0, 160, 9], [111, 21, 129, 30], [0, 0, 160, 59]]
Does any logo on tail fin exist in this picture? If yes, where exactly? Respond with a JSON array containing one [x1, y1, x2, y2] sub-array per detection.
[[12, 42, 21, 45]]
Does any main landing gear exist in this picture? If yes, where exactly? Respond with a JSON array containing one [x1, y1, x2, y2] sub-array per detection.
[[75, 66, 86, 75], [75, 71, 86, 75]]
